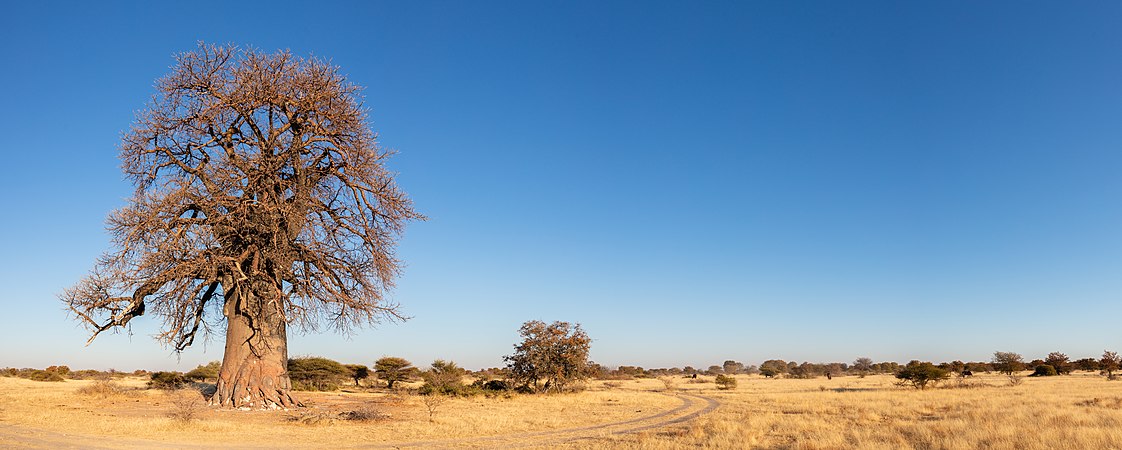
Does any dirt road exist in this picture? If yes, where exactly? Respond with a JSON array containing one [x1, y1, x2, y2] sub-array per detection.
[[0, 393, 719, 449], [363, 392, 720, 448]]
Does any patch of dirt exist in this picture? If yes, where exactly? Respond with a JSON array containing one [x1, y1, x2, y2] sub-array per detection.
[[0, 392, 720, 449]]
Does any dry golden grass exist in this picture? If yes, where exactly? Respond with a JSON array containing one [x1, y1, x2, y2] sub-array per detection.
[[2, 373, 1122, 448], [0, 376, 677, 448], [573, 373, 1122, 450]]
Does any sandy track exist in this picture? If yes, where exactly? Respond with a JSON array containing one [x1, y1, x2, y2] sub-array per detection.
[[361, 393, 720, 449], [0, 393, 719, 449]]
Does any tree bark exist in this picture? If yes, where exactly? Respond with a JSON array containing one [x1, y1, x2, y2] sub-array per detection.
[[211, 284, 300, 409]]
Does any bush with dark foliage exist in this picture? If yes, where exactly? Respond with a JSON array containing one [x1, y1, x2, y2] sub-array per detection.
[[148, 371, 188, 389], [1030, 365, 1058, 377], [895, 361, 949, 390], [288, 357, 350, 391]]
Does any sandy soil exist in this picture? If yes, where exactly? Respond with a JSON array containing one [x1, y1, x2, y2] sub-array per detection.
[[0, 377, 718, 449]]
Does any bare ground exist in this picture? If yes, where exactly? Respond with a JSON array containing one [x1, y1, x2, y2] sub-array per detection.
[[0, 382, 719, 449]]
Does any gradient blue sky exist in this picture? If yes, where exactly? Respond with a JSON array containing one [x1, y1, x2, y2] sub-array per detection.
[[1, 1, 1120, 372]]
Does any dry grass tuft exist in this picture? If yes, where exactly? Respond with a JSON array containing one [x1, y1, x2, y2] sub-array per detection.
[[5, 373, 1122, 448], [421, 394, 448, 422], [287, 412, 338, 426], [76, 379, 125, 398], [340, 405, 391, 421], [166, 389, 204, 424], [1077, 397, 1122, 409]]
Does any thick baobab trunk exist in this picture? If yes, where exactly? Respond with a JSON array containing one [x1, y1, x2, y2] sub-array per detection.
[[212, 285, 299, 409]]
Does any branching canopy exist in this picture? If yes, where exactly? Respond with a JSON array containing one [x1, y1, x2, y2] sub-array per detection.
[[62, 43, 423, 351], [505, 320, 591, 393]]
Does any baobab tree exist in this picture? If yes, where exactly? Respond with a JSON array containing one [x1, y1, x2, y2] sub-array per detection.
[[61, 43, 423, 409]]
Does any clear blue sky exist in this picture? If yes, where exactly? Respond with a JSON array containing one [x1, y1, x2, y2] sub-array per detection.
[[1, 1, 1120, 372]]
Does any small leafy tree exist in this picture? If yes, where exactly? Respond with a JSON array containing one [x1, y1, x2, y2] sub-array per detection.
[[895, 360, 948, 390], [420, 360, 467, 395], [992, 351, 1025, 376], [1044, 352, 1072, 375], [1073, 358, 1100, 372], [504, 320, 592, 393], [789, 362, 820, 379], [714, 374, 737, 390], [374, 357, 416, 389], [346, 364, 370, 387], [421, 394, 447, 422], [287, 357, 349, 391], [1100, 351, 1121, 380], [759, 360, 788, 378]]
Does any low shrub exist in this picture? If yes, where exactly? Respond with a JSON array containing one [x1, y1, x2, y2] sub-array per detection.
[[69, 370, 109, 380], [895, 361, 949, 390], [25, 370, 65, 382], [77, 380, 124, 397], [184, 362, 220, 382], [715, 374, 737, 390], [148, 371, 188, 390], [340, 405, 391, 421], [289, 357, 349, 391], [419, 360, 480, 397], [45, 366, 71, 376], [421, 394, 447, 422], [480, 379, 509, 391], [1031, 365, 1058, 377], [167, 389, 204, 423]]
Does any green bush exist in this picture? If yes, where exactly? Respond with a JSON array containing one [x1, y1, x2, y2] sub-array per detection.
[[26, 370, 65, 382], [420, 360, 484, 397], [185, 361, 221, 382], [475, 379, 510, 391], [1030, 365, 1058, 377], [374, 357, 417, 389], [148, 371, 188, 389], [714, 374, 738, 390], [288, 357, 349, 391], [68, 369, 109, 380], [345, 364, 371, 387], [46, 365, 71, 377], [759, 360, 788, 378], [895, 360, 949, 389]]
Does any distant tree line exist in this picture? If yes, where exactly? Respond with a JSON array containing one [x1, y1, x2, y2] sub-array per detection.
[[578, 349, 1122, 383], [7, 345, 1120, 392]]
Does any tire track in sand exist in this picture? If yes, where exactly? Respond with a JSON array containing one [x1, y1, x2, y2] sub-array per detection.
[[0, 393, 720, 449], [362, 392, 720, 449]]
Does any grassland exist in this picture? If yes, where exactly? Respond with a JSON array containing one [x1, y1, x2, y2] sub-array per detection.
[[1, 372, 1121, 448]]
